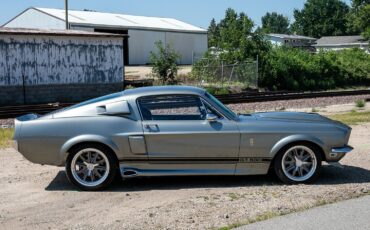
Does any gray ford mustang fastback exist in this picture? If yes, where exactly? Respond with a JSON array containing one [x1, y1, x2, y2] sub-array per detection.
[[14, 86, 353, 190]]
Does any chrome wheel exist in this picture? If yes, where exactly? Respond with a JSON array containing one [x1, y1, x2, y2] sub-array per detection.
[[281, 145, 317, 182], [71, 148, 110, 187]]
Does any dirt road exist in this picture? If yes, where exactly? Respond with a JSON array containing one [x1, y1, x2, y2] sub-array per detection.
[[1, 124, 370, 230]]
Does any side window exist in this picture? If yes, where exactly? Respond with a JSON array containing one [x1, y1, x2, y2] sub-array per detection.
[[138, 95, 207, 121]]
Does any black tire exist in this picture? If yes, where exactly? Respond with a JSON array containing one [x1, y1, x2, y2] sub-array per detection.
[[274, 142, 322, 184], [66, 143, 118, 191]]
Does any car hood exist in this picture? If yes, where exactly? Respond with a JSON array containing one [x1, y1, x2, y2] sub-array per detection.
[[239, 111, 349, 128], [251, 112, 330, 123]]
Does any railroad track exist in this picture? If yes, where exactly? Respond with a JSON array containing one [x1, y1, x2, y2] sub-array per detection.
[[0, 103, 74, 119], [218, 89, 370, 104], [1, 89, 370, 119]]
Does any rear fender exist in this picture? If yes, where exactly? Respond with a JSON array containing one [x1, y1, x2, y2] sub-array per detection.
[[60, 135, 119, 164]]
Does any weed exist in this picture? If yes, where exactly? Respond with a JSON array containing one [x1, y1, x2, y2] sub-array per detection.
[[0, 128, 14, 148], [355, 99, 366, 108], [311, 108, 319, 113]]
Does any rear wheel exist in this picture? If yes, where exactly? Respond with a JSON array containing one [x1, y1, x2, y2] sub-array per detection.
[[274, 143, 322, 184], [66, 144, 117, 191]]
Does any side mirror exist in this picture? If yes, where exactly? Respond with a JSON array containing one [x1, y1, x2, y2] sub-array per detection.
[[97, 101, 131, 115], [206, 113, 218, 122]]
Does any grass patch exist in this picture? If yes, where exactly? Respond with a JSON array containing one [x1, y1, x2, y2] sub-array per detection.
[[0, 128, 14, 148], [228, 193, 239, 201], [311, 108, 319, 113], [328, 111, 370, 125]]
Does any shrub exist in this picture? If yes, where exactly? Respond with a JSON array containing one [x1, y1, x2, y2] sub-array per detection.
[[259, 47, 370, 91], [204, 86, 230, 95], [124, 85, 135, 90], [355, 99, 366, 108], [150, 41, 180, 85]]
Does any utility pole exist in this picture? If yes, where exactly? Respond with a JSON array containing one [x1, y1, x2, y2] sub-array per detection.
[[65, 0, 69, 29]]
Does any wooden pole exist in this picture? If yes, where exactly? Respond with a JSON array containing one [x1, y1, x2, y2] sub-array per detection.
[[65, 0, 69, 29]]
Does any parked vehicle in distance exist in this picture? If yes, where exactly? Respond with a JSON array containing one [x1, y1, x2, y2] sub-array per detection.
[[14, 86, 353, 190]]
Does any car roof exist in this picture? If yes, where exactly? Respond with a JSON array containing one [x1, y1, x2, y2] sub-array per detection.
[[122, 85, 206, 98]]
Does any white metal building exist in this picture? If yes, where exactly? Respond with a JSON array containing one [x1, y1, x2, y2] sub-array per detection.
[[2, 7, 208, 65], [265, 33, 316, 47], [314, 35, 369, 52]]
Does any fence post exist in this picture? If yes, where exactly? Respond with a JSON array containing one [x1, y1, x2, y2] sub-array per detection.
[[221, 60, 224, 85], [256, 55, 259, 89]]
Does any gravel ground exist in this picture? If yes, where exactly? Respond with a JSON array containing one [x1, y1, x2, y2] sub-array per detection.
[[0, 123, 370, 230], [125, 66, 192, 79], [228, 95, 370, 113], [0, 119, 13, 128]]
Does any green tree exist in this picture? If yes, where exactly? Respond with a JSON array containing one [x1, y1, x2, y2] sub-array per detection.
[[291, 0, 350, 37], [261, 12, 290, 34], [205, 8, 269, 63], [150, 41, 180, 85], [208, 18, 219, 47], [346, 0, 370, 39]]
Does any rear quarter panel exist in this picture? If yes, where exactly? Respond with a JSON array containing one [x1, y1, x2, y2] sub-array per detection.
[[17, 116, 144, 166]]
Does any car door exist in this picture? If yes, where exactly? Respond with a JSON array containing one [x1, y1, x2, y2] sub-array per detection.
[[137, 94, 240, 172]]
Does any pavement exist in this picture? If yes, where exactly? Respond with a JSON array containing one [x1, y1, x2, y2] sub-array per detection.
[[236, 195, 370, 230]]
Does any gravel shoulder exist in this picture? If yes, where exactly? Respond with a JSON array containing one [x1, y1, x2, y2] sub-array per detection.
[[228, 95, 370, 114], [1, 122, 370, 230]]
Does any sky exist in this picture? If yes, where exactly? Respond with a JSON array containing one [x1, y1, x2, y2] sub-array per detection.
[[0, 0, 352, 29]]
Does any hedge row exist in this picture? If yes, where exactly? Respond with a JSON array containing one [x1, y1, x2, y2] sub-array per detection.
[[259, 48, 370, 91]]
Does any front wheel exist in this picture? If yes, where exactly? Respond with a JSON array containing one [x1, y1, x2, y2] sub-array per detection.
[[274, 143, 322, 184], [66, 144, 117, 191]]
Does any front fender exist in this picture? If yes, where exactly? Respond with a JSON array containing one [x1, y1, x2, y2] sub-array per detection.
[[269, 134, 325, 158], [59, 134, 120, 164]]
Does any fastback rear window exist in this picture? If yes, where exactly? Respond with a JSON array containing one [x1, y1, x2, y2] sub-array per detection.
[[67, 92, 123, 110], [45, 92, 124, 115]]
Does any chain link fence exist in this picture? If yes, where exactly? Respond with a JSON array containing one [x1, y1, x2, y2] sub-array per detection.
[[189, 58, 259, 89]]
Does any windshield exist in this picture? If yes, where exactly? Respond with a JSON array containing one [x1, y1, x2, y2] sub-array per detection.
[[204, 92, 237, 120]]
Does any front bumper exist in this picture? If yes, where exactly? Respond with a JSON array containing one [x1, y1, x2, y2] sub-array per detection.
[[331, 145, 354, 154], [327, 145, 353, 161]]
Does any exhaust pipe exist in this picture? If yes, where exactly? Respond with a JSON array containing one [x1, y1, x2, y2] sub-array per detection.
[[122, 169, 138, 177]]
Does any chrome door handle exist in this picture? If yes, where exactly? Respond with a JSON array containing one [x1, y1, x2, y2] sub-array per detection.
[[144, 124, 159, 131]]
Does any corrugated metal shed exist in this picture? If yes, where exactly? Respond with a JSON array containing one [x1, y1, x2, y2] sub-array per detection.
[[0, 27, 124, 86], [4, 7, 207, 34], [0, 27, 125, 105], [3, 7, 208, 65], [0, 27, 126, 38]]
